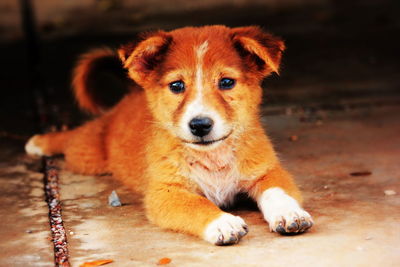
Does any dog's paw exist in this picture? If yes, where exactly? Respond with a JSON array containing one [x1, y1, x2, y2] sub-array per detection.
[[259, 187, 313, 235], [268, 206, 313, 235], [25, 135, 44, 156], [203, 213, 248, 245]]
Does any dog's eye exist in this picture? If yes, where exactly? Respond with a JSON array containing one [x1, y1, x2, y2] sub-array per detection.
[[218, 78, 236, 90], [169, 80, 185, 94]]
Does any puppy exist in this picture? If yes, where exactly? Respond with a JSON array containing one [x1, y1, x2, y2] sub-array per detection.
[[26, 25, 313, 245]]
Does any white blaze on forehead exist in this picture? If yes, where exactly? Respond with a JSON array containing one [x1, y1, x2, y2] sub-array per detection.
[[179, 40, 227, 142], [181, 41, 210, 130], [196, 41, 209, 58], [195, 41, 209, 93], [194, 40, 208, 105]]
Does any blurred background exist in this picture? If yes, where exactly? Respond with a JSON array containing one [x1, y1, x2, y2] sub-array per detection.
[[1, 0, 399, 137]]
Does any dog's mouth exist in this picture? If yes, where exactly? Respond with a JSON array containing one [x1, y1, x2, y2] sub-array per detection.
[[182, 131, 233, 146]]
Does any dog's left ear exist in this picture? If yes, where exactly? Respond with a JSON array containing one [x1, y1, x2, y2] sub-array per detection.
[[231, 26, 285, 76], [118, 31, 172, 83]]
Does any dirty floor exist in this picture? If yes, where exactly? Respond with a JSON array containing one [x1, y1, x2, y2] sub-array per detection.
[[1, 106, 400, 267]]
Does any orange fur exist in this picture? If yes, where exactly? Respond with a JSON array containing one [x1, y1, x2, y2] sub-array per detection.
[[27, 25, 311, 244]]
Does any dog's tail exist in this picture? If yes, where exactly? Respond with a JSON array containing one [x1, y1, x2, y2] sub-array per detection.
[[72, 48, 132, 114]]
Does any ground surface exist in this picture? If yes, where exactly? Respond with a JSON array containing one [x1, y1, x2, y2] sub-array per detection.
[[0, 140, 53, 267], [1, 106, 399, 267]]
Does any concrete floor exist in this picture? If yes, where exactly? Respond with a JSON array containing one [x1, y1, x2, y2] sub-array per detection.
[[1, 106, 399, 266], [0, 141, 53, 266]]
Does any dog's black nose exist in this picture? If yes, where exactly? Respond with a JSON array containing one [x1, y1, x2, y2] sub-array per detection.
[[189, 117, 214, 137]]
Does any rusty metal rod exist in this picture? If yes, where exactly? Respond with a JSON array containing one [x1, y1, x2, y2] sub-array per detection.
[[43, 157, 70, 267]]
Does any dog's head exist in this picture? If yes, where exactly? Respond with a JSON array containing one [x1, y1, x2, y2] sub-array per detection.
[[119, 25, 285, 150]]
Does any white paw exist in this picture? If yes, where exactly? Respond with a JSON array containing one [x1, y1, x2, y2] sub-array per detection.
[[203, 213, 248, 245], [258, 187, 313, 234], [25, 135, 44, 156]]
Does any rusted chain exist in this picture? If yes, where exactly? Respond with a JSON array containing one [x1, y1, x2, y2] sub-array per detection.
[[43, 157, 70, 267]]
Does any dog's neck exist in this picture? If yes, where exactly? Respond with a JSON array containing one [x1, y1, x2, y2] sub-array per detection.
[[184, 140, 240, 207], [185, 141, 235, 171]]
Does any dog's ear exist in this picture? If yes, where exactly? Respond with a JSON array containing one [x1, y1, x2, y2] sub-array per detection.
[[118, 31, 172, 83], [231, 26, 285, 77]]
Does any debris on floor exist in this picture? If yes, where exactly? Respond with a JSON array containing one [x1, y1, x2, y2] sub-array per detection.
[[384, 190, 396, 196], [79, 259, 113, 267], [157, 257, 172, 265], [349, 171, 372, 176], [108, 190, 122, 207]]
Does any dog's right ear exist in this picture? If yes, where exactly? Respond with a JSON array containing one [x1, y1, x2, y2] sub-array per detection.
[[118, 31, 172, 84]]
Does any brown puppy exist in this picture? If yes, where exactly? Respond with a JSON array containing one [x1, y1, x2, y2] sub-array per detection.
[[26, 25, 313, 245]]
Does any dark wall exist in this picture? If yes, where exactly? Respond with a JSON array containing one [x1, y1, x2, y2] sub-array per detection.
[[1, 0, 399, 136]]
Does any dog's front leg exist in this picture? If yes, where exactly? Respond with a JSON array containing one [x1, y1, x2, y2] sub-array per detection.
[[247, 164, 313, 234], [144, 182, 248, 245]]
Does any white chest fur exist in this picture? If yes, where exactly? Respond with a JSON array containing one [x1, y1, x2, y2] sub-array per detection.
[[184, 144, 241, 207]]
